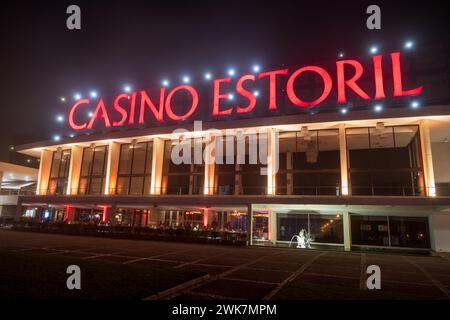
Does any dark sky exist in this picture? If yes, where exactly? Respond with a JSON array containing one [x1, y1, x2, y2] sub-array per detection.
[[0, 0, 448, 164]]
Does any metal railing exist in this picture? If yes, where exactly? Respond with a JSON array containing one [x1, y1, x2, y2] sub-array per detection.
[[31, 185, 444, 197], [0, 189, 36, 196]]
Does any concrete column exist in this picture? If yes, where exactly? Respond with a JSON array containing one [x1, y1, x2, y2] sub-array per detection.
[[104, 141, 120, 195], [65, 206, 76, 223], [151, 138, 165, 195], [246, 204, 253, 246], [429, 214, 450, 252], [270, 210, 277, 245], [267, 128, 278, 195], [204, 137, 216, 195], [339, 124, 349, 196], [36, 149, 54, 195], [342, 211, 351, 251], [102, 205, 116, 224], [67, 145, 83, 195], [420, 120, 436, 197], [203, 208, 209, 227]]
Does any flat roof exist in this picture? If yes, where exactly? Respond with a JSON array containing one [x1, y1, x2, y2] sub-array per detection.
[[16, 104, 450, 157]]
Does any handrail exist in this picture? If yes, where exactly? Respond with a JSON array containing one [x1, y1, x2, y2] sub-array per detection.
[[28, 185, 446, 197]]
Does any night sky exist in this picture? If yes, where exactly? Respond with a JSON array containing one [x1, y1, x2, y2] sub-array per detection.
[[0, 0, 448, 165]]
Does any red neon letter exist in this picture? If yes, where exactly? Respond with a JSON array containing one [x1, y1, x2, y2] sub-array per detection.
[[372, 55, 386, 99], [87, 99, 111, 129], [212, 77, 232, 116], [68, 99, 89, 130], [336, 59, 370, 103], [286, 66, 332, 107], [139, 89, 165, 123], [236, 74, 257, 114], [165, 85, 199, 121], [391, 51, 423, 97], [128, 92, 137, 125], [112, 93, 129, 126], [258, 69, 288, 110]]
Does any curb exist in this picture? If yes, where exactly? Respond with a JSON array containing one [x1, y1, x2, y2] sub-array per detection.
[[143, 274, 210, 300]]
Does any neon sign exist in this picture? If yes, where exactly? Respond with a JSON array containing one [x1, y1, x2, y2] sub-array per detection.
[[68, 52, 422, 130]]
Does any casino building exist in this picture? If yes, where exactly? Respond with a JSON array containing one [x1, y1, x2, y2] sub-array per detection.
[[15, 44, 450, 252]]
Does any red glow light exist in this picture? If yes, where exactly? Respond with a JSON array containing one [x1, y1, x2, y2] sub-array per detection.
[[165, 85, 199, 121], [286, 66, 332, 107]]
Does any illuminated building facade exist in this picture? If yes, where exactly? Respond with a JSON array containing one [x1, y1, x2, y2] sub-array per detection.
[[16, 46, 450, 252]]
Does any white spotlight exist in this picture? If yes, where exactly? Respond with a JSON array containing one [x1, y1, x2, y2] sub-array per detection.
[[204, 73, 212, 80], [228, 69, 235, 76], [228, 93, 234, 100], [405, 41, 414, 49], [411, 101, 420, 109], [74, 93, 82, 100], [253, 90, 259, 97], [162, 79, 169, 87], [124, 85, 132, 93], [60, 97, 66, 102], [53, 135, 61, 142], [338, 52, 344, 58], [370, 46, 378, 54], [340, 108, 348, 114], [374, 104, 383, 112], [88, 111, 94, 117], [90, 91, 98, 98], [69, 133, 75, 138], [252, 65, 260, 73], [56, 114, 64, 122], [182, 76, 190, 83]]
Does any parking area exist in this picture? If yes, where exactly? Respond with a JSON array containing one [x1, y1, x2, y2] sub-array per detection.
[[1, 230, 449, 299]]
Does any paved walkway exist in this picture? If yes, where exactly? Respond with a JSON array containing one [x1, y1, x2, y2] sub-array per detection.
[[1, 230, 449, 299]]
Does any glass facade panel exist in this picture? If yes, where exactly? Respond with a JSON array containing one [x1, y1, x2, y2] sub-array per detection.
[[389, 217, 430, 248], [277, 213, 309, 241], [116, 141, 153, 195], [277, 129, 340, 195], [309, 214, 343, 244], [78, 145, 108, 195], [347, 125, 424, 196], [48, 149, 71, 195], [351, 215, 389, 246], [351, 215, 430, 248], [162, 138, 204, 195]]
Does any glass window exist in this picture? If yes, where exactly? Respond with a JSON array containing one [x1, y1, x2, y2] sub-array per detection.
[[240, 133, 268, 195], [277, 129, 340, 195], [277, 213, 309, 241], [78, 145, 108, 195], [389, 216, 430, 248], [309, 214, 343, 244], [346, 125, 424, 196], [116, 141, 153, 195], [351, 215, 390, 246], [162, 138, 204, 195], [215, 136, 237, 195], [48, 149, 71, 195]]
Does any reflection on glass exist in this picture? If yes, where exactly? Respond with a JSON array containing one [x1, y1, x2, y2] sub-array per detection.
[[346, 125, 424, 196], [48, 149, 71, 195], [116, 141, 153, 195], [79, 145, 108, 195], [162, 138, 204, 195], [277, 129, 340, 195], [277, 213, 343, 244]]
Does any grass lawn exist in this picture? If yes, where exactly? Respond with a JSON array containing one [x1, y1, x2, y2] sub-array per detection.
[[0, 249, 205, 300], [272, 280, 438, 300]]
